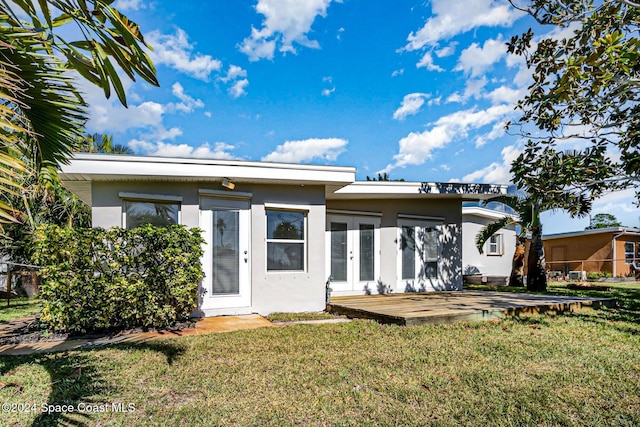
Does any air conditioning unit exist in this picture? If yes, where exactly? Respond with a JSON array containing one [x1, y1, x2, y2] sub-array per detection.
[[568, 271, 587, 281]]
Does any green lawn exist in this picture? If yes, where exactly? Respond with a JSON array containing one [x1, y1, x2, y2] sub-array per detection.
[[1, 284, 639, 426], [0, 298, 41, 323]]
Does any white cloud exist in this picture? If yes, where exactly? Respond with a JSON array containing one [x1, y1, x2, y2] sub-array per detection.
[[321, 87, 335, 97], [114, 0, 145, 11], [455, 37, 506, 77], [445, 92, 464, 104], [445, 77, 488, 104], [262, 137, 348, 163], [381, 104, 513, 172], [404, 0, 523, 51], [147, 28, 221, 80], [218, 65, 250, 98], [220, 65, 248, 83], [129, 140, 238, 159], [89, 100, 165, 133], [435, 42, 457, 58], [590, 189, 640, 228], [393, 93, 430, 120], [170, 82, 205, 113], [391, 68, 404, 77], [229, 79, 249, 98], [240, 0, 336, 61], [485, 85, 525, 105], [416, 52, 444, 72], [462, 144, 521, 183], [475, 121, 506, 148]]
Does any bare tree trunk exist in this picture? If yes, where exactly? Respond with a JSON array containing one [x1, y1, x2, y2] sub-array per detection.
[[509, 236, 526, 287], [526, 225, 547, 292]]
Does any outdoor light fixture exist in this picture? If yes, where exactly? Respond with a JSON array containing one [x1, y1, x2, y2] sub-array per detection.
[[221, 178, 235, 190]]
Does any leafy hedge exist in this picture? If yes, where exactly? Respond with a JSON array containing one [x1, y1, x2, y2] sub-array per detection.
[[32, 224, 204, 333]]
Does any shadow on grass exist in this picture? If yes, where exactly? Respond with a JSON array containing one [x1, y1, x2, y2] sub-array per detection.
[[467, 282, 640, 334], [0, 341, 186, 426]]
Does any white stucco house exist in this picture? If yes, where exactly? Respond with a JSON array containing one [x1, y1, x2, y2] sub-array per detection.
[[462, 206, 517, 278], [60, 154, 507, 317]]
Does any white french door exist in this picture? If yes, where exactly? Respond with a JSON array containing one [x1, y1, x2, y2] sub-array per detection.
[[397, 219, 441, 292], [200, 197, 251, 311], [326, 214, 380, 293]]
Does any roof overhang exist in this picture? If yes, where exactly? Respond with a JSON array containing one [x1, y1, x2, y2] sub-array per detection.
[[60, 154, 357, 204], [326, 181, 508, 200], [543, 227, 640, 240], [462, 206, 517, 221]]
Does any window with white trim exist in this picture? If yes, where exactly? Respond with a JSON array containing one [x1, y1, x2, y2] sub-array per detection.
[[625, 242, 635, 264], [123, 200, 180, 229], [399, 221, 441, 282], [487, 234, 503, 256], [266, 209, 306, 271]]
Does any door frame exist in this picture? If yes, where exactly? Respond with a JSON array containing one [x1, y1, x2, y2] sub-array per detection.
[[199, 191, 252, 311], [326, 212, 381, 293], [396, 218, 442, 292]]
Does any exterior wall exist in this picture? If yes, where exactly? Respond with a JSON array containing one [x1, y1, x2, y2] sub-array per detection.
[[91, 181, 327, 316], [614, 235, 640, 276], [544, 233, 613, 275], [462, 214, 516, 277], [326, 198, 462, 293], [543, 231, 640, 276]]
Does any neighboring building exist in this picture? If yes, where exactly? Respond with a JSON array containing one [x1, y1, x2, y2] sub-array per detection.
[[462, 206, 517, 277], [543, 227, 640, 277], [60, 153, 507, 317]]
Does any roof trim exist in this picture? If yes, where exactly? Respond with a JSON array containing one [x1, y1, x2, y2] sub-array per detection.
[[462, 206, 517, 221], [327, 181, 508, 199], [60, 153, 356, 185], [543, 227, 640, 240]]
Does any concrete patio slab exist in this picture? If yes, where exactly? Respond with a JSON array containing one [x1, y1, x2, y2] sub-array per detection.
[[0, 314, 273, 356], [327, 291, 616, 325]]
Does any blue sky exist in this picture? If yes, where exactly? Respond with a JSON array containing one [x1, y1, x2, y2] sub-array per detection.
[[80, 0, 638, 233]]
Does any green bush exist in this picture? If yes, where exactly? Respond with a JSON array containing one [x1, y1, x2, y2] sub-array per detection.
[[32, 224, 204, 333]]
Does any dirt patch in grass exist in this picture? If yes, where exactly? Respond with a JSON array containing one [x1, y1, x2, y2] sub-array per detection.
[[0, 317, 196, 346], [566, 283, 611, 291]]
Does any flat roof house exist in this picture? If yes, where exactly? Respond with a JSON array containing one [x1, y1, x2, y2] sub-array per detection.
[[60, 153, 507, 317], [543, 227, 640, 278]]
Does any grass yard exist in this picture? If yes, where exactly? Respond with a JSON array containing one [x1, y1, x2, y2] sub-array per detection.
[[1, 284, 639, 426], [0, 298, 41, 323]]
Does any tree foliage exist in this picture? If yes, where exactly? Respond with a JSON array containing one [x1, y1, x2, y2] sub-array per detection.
[[0, 0, 157, 222], [76, 132, 133, 154], [475, 195, 547, 290], [586, 212, 622, 229], [507, 0, 640, 208], [0, 172, 91, 264], [32, 224, 204, 333]]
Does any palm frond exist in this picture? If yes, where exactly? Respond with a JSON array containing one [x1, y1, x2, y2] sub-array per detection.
[[475, 216, 518, 254]]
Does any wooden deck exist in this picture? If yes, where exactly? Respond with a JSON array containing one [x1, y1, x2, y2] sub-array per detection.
[[327, 291, 616, 325]]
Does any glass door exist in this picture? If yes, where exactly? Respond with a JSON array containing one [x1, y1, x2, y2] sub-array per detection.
[[200, 197, 250, 311]]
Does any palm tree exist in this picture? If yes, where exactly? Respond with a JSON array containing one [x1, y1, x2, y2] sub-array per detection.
[[77, 133, 134, 155], [475, 195, 546, 291], [0, 0, 158, 223]]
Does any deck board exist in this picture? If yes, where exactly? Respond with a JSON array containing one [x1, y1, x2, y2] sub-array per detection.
[[327, 291, 616, 325]]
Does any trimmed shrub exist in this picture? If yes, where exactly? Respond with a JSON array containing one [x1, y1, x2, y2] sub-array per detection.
[[31, 224, 204, 333]]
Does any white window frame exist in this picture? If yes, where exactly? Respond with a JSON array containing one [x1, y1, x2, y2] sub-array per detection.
[[487, 234, 503, 256], [119, 193, 182, 229], [397, 219, 442, 290], [625, 241, 635, 264], [265, 207, 308, 273]]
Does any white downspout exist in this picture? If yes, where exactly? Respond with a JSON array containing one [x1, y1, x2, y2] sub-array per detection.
[[612, 229, 629, 278]]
